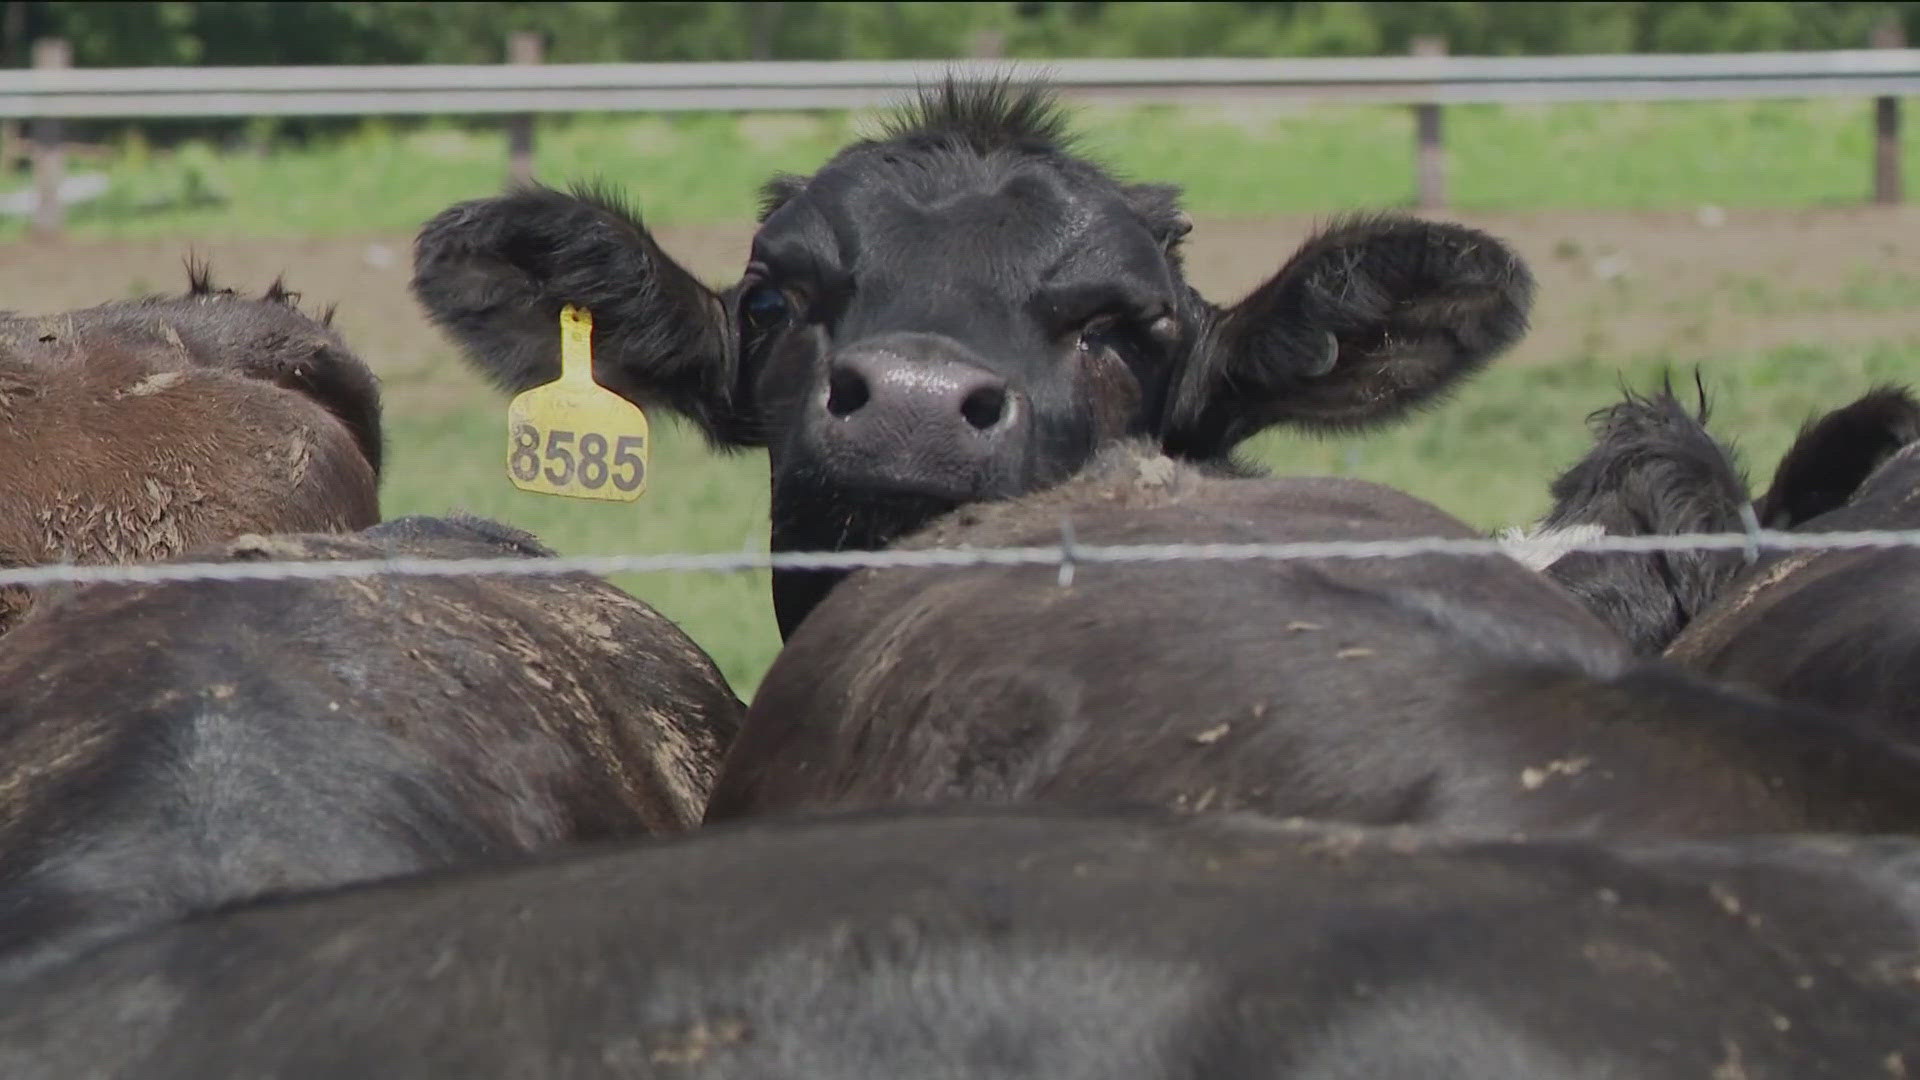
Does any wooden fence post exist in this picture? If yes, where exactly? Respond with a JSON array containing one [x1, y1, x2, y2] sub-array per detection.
[[1412, 35, 1447, 211], [1873, 16, 1905, 206], [29, 36, 69, 240], [0, 0, 25, 175], [506, 30, 543, 188]]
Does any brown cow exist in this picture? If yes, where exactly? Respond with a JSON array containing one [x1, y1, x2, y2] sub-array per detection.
[[0, 265, 382, 634]]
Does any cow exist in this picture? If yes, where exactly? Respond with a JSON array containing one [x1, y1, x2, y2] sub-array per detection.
[[0, 266, 383, 635], [0, 807, 1914, 1078], [1502, 376, 1757, 654], [704, 440, 1920, 838], [412, 79, 1535, 636], [1516, 381, 1920, 713], [0, 514, 743, 983], [1666, 386, 1920, 738], [1752, 384, 1920, 531]]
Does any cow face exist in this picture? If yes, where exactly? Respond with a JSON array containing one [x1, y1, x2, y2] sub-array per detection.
[[413, 81, 1535, 635]]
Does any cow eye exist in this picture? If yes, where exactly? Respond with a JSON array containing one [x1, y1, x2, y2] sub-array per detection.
[[742, 285, 791, 334], [1076, 318, 1125, 357]]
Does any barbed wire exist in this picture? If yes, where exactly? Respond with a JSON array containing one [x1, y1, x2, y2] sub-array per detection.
[[0, 525, 1913, 591]]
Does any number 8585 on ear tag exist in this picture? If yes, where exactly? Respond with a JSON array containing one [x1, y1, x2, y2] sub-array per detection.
[[506, 305, 649, 502]]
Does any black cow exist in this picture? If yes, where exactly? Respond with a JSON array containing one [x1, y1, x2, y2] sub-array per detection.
[[706, 441, 1920, 837], [1667, 387, 1920, 737], [1504, 376, 1757, 654], [1753, 385, 1920, 531], [0, 515, 742, 983], [0, 808, 1915, 1078], [412, 80, 1534, 635], [1523, 381, 1920, 697]]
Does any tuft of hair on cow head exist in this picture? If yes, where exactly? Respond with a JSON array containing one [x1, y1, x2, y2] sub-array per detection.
[[183, 254, 238, 299], [1755, 385, 1920, 530], [150, 259, 385, 478], [1526, 370, 1756, 654], [410, 76, 1536, 637]]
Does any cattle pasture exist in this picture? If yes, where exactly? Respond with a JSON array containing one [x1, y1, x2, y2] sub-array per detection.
[[5, 205, 1916, 697], [5, 98, 1920, 240]]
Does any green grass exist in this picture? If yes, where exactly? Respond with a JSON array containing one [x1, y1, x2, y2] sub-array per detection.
[[1249, 338, 1920, 531], [8, 97, 1920, 240], [377, 403, 779, 696]]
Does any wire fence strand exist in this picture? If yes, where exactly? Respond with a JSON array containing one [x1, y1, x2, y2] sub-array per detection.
[[0, 526, 1916, 591]]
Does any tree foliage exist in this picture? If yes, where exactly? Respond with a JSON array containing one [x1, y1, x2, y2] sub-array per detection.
[[6, 2, 1915, 68]]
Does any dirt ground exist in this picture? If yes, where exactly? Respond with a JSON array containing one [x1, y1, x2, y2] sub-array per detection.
[[4, 205, 1917, 411]]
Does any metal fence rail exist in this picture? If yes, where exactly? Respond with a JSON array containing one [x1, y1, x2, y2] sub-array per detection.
[[3, 51, 1920, 117], [3, 33, 1915, 236], [0, 525, 1914, 591]]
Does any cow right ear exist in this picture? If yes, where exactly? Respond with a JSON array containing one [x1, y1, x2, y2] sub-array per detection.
[[411, 183, 760, 448], [1162, 216, 1533, 458], [1756, 385, 1920, 528]]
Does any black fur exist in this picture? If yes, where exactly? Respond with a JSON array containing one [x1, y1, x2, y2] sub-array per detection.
[[361, 513, 555, 558], [0, 518, 742, 984], [413, 182, 748, 448], [1666, 386, 1920, 738], [412, 78, 1534, 635], [713, 442, 1920, 838], [756, 172, 810, 221], [1755, 385, 1920, 529], [6, 811, 1920, 1078], [1535, 374, 1755, 654], [262, 276, 335, 327], [875, 76, 1075, 153], [1166, 214, 1536, 453], [182, 254, 235, 298]]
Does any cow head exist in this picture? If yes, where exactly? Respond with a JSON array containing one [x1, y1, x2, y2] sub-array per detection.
[[413, 80, 1535, 636], [1517, 375, 1755, 654]]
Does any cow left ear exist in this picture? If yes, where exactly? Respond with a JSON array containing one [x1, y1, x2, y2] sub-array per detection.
[[1161, 216, 1534, 458]]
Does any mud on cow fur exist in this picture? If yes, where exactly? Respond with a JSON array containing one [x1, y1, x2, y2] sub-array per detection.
[[708, 440, 1920, 838], [0, 515, 742, 984], [1668, 387, 1920, 739], [0, 264, 384, 635], [0, 810, 1915, 1079]]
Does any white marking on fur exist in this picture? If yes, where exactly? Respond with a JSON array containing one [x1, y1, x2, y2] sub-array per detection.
[[1497, 523, 1606, 571], [118, 371, 186, 398]]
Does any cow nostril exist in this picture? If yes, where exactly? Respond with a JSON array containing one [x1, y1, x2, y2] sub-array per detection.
[[826, 367, 870, 418], [960, 385, 1008, 431]]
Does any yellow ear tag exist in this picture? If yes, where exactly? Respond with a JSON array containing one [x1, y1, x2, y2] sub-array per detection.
[[505, 304, 650, 501]]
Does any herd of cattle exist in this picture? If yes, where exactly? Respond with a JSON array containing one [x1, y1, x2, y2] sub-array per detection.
[[1, 78, 1918, 1076]]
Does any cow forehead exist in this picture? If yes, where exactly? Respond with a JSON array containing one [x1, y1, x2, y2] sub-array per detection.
[[758, 156, 1168, 302]]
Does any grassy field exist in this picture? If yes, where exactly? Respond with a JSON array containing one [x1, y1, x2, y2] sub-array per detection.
[[4, 98, 1918, 699], [6, 97, 1920, 240]]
